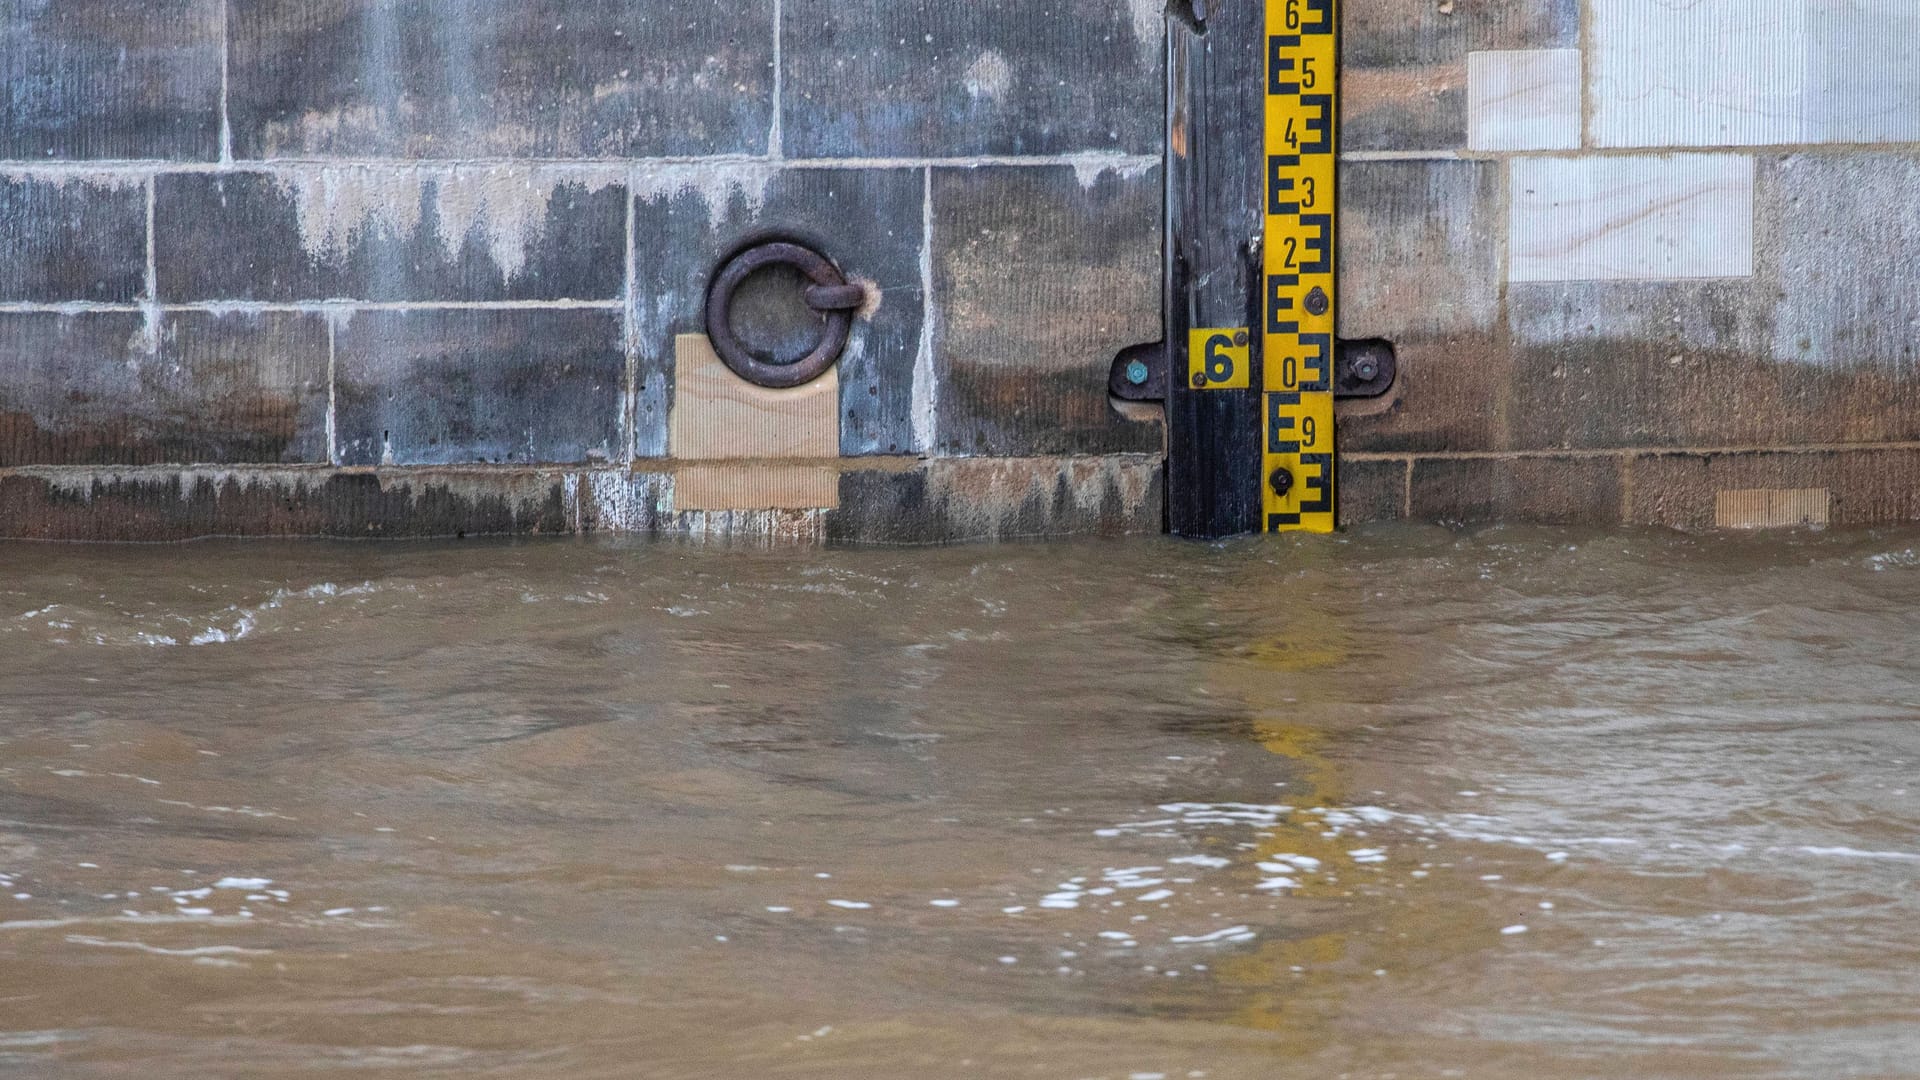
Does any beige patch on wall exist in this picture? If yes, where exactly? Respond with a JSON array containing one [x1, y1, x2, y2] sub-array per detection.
[[1715, 488, 1830, 529], [669, 334, 840, 511]]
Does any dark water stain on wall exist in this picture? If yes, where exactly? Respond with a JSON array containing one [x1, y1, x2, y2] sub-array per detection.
[[0, 311, 329, 467]]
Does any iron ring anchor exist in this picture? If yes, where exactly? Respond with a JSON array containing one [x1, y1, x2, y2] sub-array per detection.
[[704, 240, 863, 389]]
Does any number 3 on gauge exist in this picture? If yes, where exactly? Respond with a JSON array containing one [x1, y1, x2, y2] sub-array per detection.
[[1187, 327, 1250, 390]]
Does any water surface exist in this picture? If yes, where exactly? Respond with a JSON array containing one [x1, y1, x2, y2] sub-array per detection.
[[1, 526, 1916, 1078]]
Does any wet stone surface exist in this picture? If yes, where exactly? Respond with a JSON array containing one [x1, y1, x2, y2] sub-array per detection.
[[332, 308, 625, 467], [227, 0, 776, 159], [0, 311, 330, 467], [629, 166, 926, 458], [154, 170, 630, 304], [781, 0, 1165, 158], [0, 0, 224, 160]]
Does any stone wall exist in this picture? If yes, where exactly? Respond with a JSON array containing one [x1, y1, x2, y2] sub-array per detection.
[[0, 0, 1166, 540], [3, 0, 1918, 540], [1338, 0, 1920, 529]]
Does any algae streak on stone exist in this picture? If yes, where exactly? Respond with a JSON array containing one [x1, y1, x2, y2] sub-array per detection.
[[274, 166, 622, 282]]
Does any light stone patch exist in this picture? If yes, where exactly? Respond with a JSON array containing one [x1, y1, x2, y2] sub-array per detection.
[[1468, 50, 1582, 151], [1805, 0, 1920, 143], [1509, 155, 1754, 283], [1591, 0, 1806, 148]]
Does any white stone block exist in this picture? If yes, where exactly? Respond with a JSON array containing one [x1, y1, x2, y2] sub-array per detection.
[[1468, 49, 1583, 151], [1593, 0, 1920, 148], [1508, 154, 1754, 282], [1806, 0, 1920, 143], [1592, 0, 1805, 147]]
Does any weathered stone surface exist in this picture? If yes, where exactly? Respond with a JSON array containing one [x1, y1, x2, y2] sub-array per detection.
[[0, 468, 575, 541], [1763, 152, 1920, 371], [228, 0, 775, 159], [1627, 449, 1920, 530], [827, 455, 1164, 544], [1337, 159, 1507, 454], [1592, 0, 1920, 148], [931, 164, 1162, 457], [630, 165, 925, 457], [1509, 155, 1754, 283], [1467, 48, 1581, 151], [1343, 0, 1578, 151], [1509, 282, 1920, 452], [1336, 456, 1407, 526], [1410, 455, 1623, 525], [333, 309, 624, 466], [0, 0, 222, 160], [781, 0, 1164, 158], [0, 175, 147, 302], [155, 169, 627, 302], [0, 311, 329, 466]]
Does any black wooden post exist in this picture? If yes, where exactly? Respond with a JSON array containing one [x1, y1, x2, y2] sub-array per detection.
[[1164, 1, 1265, 540]]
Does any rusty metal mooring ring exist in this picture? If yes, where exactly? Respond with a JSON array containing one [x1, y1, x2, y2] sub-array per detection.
[[704, 241, 861, 389]]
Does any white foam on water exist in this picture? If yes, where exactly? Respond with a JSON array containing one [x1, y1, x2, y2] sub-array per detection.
[[1799, 846, 1920, 862], [1169, 926, 1256, 946]]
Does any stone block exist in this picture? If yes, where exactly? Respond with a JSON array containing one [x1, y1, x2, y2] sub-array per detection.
[[0, 0, 222, 160], [828, 455, 1163, 543], [1510, 179, 1920, 451], [1467, 49, 1581, 151], [0, 311, 329, 466], [1763, 152, 1920, 372], [333, 309, 624, 466], [0, 468, 575, 541], [630, 165, 925, 457], [1410, 454, 1623, 525], [1336, 456, 1407, 526], [1337, 159, 1507, 454], [0, 175, 147, 302], [1509, 155, 1754, 283], [669, 335, 838, 461], [1627, 449, 1920, 529], [674, 464, 840, 511], [930, 164, 1162, 457], [1593, 0, 1920, 148], [1806, 1, 1920, 144], [155, 168, 627, 302], [228, 0, 775, 159], [1343, 0, 1578, 151], [781, 0, 1163, 158]]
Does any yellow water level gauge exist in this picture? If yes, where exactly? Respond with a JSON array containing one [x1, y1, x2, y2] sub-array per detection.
[[1262, 0, 1338, 533]]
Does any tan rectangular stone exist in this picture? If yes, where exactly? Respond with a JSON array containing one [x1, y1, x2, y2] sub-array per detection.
[[674, 465, 840, 511], [1714, 488, 1830, 529], [669, 334, 839, 460]]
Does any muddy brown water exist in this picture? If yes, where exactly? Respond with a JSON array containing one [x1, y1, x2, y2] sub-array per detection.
[[0, 526, 1916, 1079]]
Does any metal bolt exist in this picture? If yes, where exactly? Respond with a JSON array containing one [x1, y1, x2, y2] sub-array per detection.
[[1233, 329, 1249, 346], [1352, 356, 1380, 382], [1269, 468, 1294, 497], [1304, 287, 1329, 316], [1191, 372, 1209, 389], [1125, 359, 1151, 386]]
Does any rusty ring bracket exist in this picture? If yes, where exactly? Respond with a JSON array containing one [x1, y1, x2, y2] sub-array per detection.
[[704, 240, 860, 389]]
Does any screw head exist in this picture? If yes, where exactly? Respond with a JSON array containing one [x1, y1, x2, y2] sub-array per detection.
[[1305, 287, 1329, 316], [1191, 372, 1209, 389], [1233, 329, 1249, 346], [1125, 359, 1150, 386], [1269, 468, 1294, 497]]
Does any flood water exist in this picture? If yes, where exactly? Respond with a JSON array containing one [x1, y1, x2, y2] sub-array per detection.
[[0, 526, 1916, 1079]]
